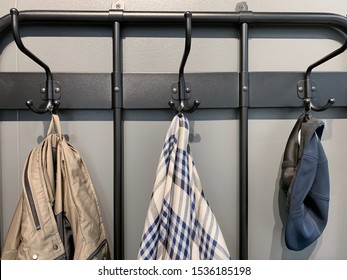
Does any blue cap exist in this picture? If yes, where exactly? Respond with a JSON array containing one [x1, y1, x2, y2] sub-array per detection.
[[281, 114, 330, 251]]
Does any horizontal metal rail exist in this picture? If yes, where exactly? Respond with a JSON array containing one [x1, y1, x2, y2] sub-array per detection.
[[1, 10, 347, 36]]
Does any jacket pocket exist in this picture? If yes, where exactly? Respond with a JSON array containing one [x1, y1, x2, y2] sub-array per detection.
[[87, 239, 110, 260]]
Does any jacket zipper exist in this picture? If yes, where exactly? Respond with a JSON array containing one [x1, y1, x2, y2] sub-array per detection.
[[24, 153, 41, 230]]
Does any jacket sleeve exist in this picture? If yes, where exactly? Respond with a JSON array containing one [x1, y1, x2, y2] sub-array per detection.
[[1, 195, 24, 259]]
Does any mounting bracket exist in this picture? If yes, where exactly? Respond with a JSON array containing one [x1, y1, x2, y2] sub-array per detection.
[[40, 81, 61, 101], [171, 82, 192, 101], [297, 79, 316, 99], [111, 0, 125, 10], [236, 1, 249, 12]]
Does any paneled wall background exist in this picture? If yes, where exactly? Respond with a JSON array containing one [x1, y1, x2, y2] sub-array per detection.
[[1, 0, 347, 259]]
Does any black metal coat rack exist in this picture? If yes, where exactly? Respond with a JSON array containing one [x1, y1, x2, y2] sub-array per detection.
[[1, 6, 347, 260]]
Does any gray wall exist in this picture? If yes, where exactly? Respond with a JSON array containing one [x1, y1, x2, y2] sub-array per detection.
[[1, 0, 347, 260]]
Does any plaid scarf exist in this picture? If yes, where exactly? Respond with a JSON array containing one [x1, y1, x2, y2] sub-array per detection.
[[138, 114, 231, 260]]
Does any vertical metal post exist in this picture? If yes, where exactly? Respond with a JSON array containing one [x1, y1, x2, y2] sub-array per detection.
[[239, 22, 249, 260], [113, 21, 124, 260]]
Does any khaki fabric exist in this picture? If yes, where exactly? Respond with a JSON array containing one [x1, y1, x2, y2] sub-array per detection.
[[1, 114, 110, 260]]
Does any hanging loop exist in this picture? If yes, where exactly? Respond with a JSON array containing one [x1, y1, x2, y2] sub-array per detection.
[[10, 8, 60, 114], [169, 11, 200, 114], [301, 40, 347, 112]]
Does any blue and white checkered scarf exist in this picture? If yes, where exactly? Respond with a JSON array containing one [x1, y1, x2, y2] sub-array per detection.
[[138, 114, 231, 260]]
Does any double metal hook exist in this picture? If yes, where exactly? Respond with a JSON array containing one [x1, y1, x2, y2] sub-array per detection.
[[169, 12, 200, 114], [300, 38, 347, 112], [10, 8, 59, 114]]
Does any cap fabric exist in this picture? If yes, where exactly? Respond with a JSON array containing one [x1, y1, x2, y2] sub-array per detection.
[[281, 114, 330, 251]]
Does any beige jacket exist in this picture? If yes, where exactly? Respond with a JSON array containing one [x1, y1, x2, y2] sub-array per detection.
[[1, 115, 110, 260]]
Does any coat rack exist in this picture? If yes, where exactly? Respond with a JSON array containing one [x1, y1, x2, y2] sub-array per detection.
[[1, 6, 347, 260]]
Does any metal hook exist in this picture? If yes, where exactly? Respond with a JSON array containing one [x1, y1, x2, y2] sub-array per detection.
[[10, 8, 59, 114], [169, 11, 200, 114], [302, 39, 347, 112]]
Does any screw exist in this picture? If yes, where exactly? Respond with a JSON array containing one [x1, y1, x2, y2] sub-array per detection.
[[55, 87, 60, 94], [172, 88, 178, 94], [243, 86, 248, 91], [298, 86, 303, 92], [186, 87, 191, 93], [41, 88, 46, 93], [311, 86, 316, 91], [116, 3, 121, 9], [236, 2, 248, 12], [114, 87, 120, 92]]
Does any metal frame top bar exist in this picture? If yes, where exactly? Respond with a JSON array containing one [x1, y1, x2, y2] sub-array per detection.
[[1, 11, 347, 36]]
